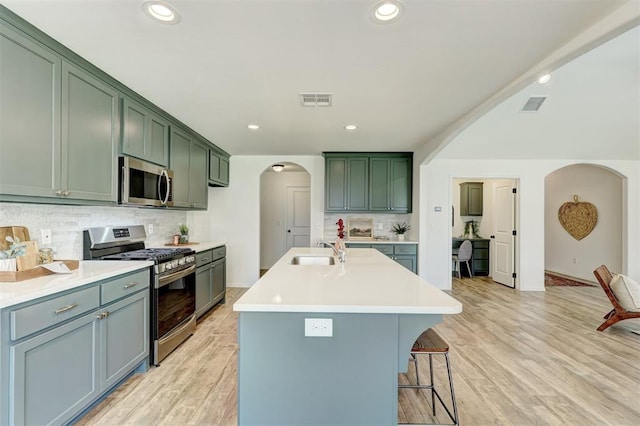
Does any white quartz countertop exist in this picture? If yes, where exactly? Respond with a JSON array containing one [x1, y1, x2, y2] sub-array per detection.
[[0, 261, 153, 309], [234, 247, 461, 314], [151, 241, 226, 253]]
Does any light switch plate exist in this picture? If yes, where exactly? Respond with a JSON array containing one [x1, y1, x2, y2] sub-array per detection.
[[41, 229, 51, 245], [305, 318, 333, 337]]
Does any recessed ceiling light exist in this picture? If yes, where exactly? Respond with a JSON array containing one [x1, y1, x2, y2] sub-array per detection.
[[372, 1, 403, 23], [538, 74, 552, 84], [142, 1, 181, 24], [272, 164, 285, 172], [344, 124, 359, 131], [247, 124, 260, 130]]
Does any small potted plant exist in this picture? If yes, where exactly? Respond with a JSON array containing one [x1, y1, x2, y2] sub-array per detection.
[[0, 236, 27, 271], [178, 224, 189, 244], [391, 222, 411, 241]]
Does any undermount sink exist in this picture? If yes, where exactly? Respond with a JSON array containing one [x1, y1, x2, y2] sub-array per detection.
[[290, 255, 335, 266]]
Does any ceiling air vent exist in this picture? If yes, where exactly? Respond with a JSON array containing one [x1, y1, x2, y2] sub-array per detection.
[[300, 93, 332, 107], [521, 96, 547, 112]]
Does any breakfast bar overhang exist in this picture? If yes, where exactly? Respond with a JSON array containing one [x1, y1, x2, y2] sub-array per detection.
[[233, 247, 462, 425]]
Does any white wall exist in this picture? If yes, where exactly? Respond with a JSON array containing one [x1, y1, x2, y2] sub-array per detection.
[[545, 164, 623, 281], [207, 155, 324, 287], [260, 171, 310, 269], [419, 159, 639, 292]]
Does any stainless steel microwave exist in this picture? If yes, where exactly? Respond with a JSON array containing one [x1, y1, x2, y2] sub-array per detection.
[[119, 157, 173, 207]]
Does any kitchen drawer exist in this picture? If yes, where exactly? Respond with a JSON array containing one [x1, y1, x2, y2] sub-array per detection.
[[211, 245, 226, 262], [196, 249, 214, 267], [345, 243, 371, 248], [101, 269, 150, 305], [371, 244, 394, 255], [394, 244, 416, 255], [10, 286, 100, 341]]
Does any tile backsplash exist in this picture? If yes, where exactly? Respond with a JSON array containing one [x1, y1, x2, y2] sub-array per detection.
[[324, 213, 413, 241], [0, 203, 187, 260]]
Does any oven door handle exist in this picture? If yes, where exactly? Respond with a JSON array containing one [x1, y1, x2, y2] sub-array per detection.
[[156, 264, 196, 289]]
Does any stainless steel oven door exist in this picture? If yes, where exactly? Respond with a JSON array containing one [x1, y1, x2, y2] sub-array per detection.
[[153, 263, 196, 365]]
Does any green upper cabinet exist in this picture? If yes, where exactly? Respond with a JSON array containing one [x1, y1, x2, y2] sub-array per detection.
[[0, 24, 61, 199], [325, 157, 348, 211], [324, 152, 412, 213], [189, 142, 208, 208], [369, 156, 412, 213], [459, 182, 483, 216], [0, 7, 227, 208], [324, 155, 368, 212], [209, 149, 230, 187], [121, 98, 169, 167], [0, 23, 117, 202], [170, 126, 208, 209], [62, 62, 118, 202]]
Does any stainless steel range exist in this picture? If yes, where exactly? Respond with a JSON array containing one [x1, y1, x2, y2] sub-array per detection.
[[83, 225, 196, 366]]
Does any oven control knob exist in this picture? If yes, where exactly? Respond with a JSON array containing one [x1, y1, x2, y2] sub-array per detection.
[[187, 256, 195, 263], [164, 263, 172, 270], [178, 258, 185, 265]]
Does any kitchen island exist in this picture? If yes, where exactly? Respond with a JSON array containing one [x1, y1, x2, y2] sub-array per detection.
[[234, 247, 462, 425]]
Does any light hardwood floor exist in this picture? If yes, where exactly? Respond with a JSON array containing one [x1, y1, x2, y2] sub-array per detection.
[[78, 279, 640, 425]]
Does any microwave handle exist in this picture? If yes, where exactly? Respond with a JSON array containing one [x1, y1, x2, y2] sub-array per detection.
[[120, 163, 129, 202], [159, 169, 170, 205]]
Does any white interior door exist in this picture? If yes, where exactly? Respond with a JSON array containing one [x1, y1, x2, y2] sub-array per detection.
[[286, 186, 310, 250], [492, 180, 517, 287]]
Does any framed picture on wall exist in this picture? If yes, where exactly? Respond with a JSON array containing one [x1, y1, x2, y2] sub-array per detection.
[[347, 218, 373, 240]]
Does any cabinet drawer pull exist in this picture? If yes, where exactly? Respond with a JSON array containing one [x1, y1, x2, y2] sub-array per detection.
[[123, 282, 138, 289], [201, 257, 210, 262], [54, 303, 78, 314]]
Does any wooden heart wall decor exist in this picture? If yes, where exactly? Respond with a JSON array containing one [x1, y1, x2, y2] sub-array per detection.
[[558, 195, 598, 241]]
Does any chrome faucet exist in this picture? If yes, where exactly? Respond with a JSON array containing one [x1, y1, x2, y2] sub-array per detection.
[[317, 241, 346, 263]]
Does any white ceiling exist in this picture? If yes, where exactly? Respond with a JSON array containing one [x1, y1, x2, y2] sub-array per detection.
[[2, 0, 636, 157], [439, 25, 640, 160]]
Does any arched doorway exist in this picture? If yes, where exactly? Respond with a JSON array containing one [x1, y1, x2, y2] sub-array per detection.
[[544, 163, 625, 282], [259, 162, 311, 275]]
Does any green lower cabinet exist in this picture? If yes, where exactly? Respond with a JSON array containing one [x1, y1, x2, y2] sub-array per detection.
[[452, 238, 490, 276], [348, 243, 417, 274], [394, 255, 415, 272], [2, 270, 150, 425], [100, 291, 149, 390], [196, 265, 213, 318], [196, 247, 226, 319], [9, 311, 99, 425]]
